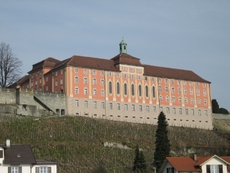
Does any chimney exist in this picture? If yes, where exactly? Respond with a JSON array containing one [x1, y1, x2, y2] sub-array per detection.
[[6, 139, 10, 148], [194, 154, 197, 162]]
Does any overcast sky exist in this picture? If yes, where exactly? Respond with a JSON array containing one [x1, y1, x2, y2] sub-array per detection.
[[1, 1, 230, 111]]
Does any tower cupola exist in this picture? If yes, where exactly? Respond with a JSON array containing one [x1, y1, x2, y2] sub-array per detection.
[[119, 38, 127, 54]]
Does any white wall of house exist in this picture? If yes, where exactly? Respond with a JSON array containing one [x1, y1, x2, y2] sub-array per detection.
[[201, 157, 228, 173], [0, 164, 31, 173], [160, 162, 178, 173], [31, 164, 57, 173]]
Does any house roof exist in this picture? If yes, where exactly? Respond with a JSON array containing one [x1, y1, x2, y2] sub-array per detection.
[[165, 155, 230, 172], [144, 64, 210, 83], [111, 53, 143, 67], [2, 144, 36, 164], [28, 53, 210, 84], [166, 157, 201, 171], [28, 57, 60, 74]]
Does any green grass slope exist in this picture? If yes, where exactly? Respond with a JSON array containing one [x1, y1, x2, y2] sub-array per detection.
[[0, 116, 229, 173]]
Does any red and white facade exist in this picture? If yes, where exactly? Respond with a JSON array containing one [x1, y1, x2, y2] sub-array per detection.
[[18, 40, 213, 129]]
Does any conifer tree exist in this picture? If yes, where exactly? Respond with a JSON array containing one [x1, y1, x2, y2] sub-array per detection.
[[153, 111, 170, 171], [133, 145, 147, 172]]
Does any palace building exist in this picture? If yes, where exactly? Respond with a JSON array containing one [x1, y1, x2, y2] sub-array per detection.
[[16, 39, 213, 129]]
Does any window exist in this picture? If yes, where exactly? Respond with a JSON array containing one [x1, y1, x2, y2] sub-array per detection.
[[84, 88, 88, 95], [124, 83, 128, 96], [108, 72, 112, 76], [198, 109, 201, 115], [185, 109, 188, 115], [153, 106, 156, 112], [93, 101, 97, 109], [206, 165, 223, 173], [55, 80, 58, 86], [46, 86, 48, 91], [167, 167, 174, 173], [171, 79, 174, 84], [93, 89, 97, 96], [151, 77, 154, 82], [184, 88, 187, 94], [178, 87, 181, 94], [0, 150, 2, 158], [166, 95, 169, 102], [93, 78, 96, 85], [101, 102, 105, 109], [158, 85, 162, 92], [84, 69, 88, 74], [75, 87, 79, 94], [173, 108, 176, 114], [75, 100, 79, 107], [101, 89, 105, 96], [92, 69, 96, 75], [198, 98, 201, 104], [60, 78, 63, 84], [109, 103, 113, 109], [166, 107, 170, 113], [172, 87, 175, 94], [75, 68, 78, 73], [75, 76, 78, 83], [40, 78, 42, 84], [100, 70, 104, 76], [165, 86, 169, 92], [46, 76, 48, 82], [84, 101, 88, 108], [101, 79, 104, 86], [159, 95, 163, 102], [84, 77, 88, 84], [203, 90, 207, 96], [191, 98, 194, 104], [152, 86, 156, 98], [10, 167, 21, 173], [131, 84, 135, 96], [139, 105, 142, 112], [172, 96, 175, 103], [117, 103, 120, 110], [178, 97, 181, 103], [165, 78, 168, 83], [55, 71, 58, 76], [145, 85, 149, 97], [116, 82, 120, 95], [132, 104, 135, 111], [109, 81, 112, 94], [138, 85, 142, 97], [38, 167, 50, 173], [146, 106, 149, 112], [60, 69, 63, 74], [185, 97, 188, 104]]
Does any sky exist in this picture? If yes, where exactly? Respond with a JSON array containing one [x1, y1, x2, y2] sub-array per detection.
[[1, 1, 230, 111]]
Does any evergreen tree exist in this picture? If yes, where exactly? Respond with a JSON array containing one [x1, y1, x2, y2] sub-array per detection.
[[212, 99, 220, 113], [153, 111, 170, 171], [133, 145, 147, 172]]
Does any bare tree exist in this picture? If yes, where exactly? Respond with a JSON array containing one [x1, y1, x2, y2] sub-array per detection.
[[0, 42, 22, 88]]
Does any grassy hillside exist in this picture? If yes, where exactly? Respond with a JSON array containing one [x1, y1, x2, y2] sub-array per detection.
[[0, 115, 229, 173]]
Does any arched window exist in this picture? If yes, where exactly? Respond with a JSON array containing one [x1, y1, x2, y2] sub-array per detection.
[[124, 83, 127, 96], [131, 84, 135, 96], [109, 81, 112, 94], [138, 85, 142, 97], [116, 82, 120, 95], [152, 86, 156, 98], [145, 85, 149, 97]]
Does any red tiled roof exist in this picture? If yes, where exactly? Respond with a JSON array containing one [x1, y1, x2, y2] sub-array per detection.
[[144, 64, 210, 83], [67, 55, 119, 72], [166, 157, 201, 171], [28, 57, 60, 74], [166, 155, 230, 172], [111, 53, 143, 66]]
